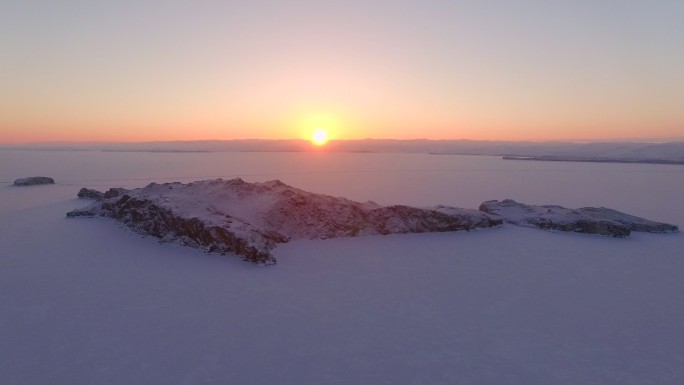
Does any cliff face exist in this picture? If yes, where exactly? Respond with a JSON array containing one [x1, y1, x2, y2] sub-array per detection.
[[68, 178, 501, 265], [479, 199, 679, 237]]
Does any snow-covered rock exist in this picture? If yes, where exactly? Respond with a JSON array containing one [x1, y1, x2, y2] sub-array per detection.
[[479, 199, 679, 237], [77, 187, 103, 200], [13, 176, 54, 186], [67, 178, 502, 265]]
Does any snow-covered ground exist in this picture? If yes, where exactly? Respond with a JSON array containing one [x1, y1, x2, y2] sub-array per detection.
[[1, 150, 683, 384]]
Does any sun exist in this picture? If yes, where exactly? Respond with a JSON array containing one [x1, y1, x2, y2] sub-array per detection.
[[311, 129, 328, 146]]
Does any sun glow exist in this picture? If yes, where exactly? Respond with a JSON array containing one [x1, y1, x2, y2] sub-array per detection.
[[298, 113, 341, 145], [311, 129, 328, 146]]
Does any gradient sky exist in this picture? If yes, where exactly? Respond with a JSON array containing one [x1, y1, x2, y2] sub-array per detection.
[[2, 0, 683, 143]]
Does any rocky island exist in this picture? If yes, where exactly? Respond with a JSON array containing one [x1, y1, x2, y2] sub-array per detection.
[[67, 179, 678, 265], [13, 176, 55, 186], [68, 178, 501, 265], [480, 199, 678, 237]]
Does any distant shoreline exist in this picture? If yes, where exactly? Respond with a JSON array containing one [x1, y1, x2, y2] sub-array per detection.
[[501, 155, 684, 166], [2, 139, 683, 166]]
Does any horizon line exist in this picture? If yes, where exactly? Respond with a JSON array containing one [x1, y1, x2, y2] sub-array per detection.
[[3, 137, 684, 146]]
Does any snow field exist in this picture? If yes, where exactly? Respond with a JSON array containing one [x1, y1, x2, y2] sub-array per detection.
[[2, 151, 683, 384]]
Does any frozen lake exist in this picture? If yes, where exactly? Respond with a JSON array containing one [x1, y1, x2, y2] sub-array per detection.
[[2, 149, 683, 222], [1, 150, 683, 384]]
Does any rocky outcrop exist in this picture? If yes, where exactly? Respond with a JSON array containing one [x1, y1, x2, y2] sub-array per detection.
[[13, 176, 55, 186], [68, 178, 502, 265], [77, 188, 104, 200], [479, 199, 678, 237], [74, 187, 126, 202]]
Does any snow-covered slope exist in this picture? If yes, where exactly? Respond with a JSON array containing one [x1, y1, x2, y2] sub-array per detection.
[[480, 199, 679, 236], [68, 178, 501, 264]]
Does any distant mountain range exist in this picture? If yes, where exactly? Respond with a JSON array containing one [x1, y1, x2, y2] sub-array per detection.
[[4, 139, 684, 165]]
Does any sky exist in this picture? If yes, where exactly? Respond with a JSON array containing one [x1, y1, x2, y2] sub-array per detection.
[[1, 0, 683, 143]]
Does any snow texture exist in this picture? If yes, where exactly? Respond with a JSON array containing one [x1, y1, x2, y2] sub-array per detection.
[[479, 199, 679, 237], [68, 178, 501, 265], [3, 150, 684, 385]]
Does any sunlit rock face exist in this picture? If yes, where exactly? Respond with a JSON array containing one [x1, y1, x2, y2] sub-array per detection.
[[479, 199, 679, 237], [67, 178, 501, 265]]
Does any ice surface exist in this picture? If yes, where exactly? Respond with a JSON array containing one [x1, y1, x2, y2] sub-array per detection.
[[1, 150, 684, 384]]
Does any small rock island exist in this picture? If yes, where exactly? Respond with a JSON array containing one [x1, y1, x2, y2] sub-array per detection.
[[480, 199, 678, 237], [13, 176, 55, 186]]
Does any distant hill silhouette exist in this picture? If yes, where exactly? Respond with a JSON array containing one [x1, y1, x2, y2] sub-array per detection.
[[4, 139, 683, 165]]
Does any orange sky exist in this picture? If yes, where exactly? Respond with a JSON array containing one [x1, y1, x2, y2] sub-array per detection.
[[2, 1, 683, 144]]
